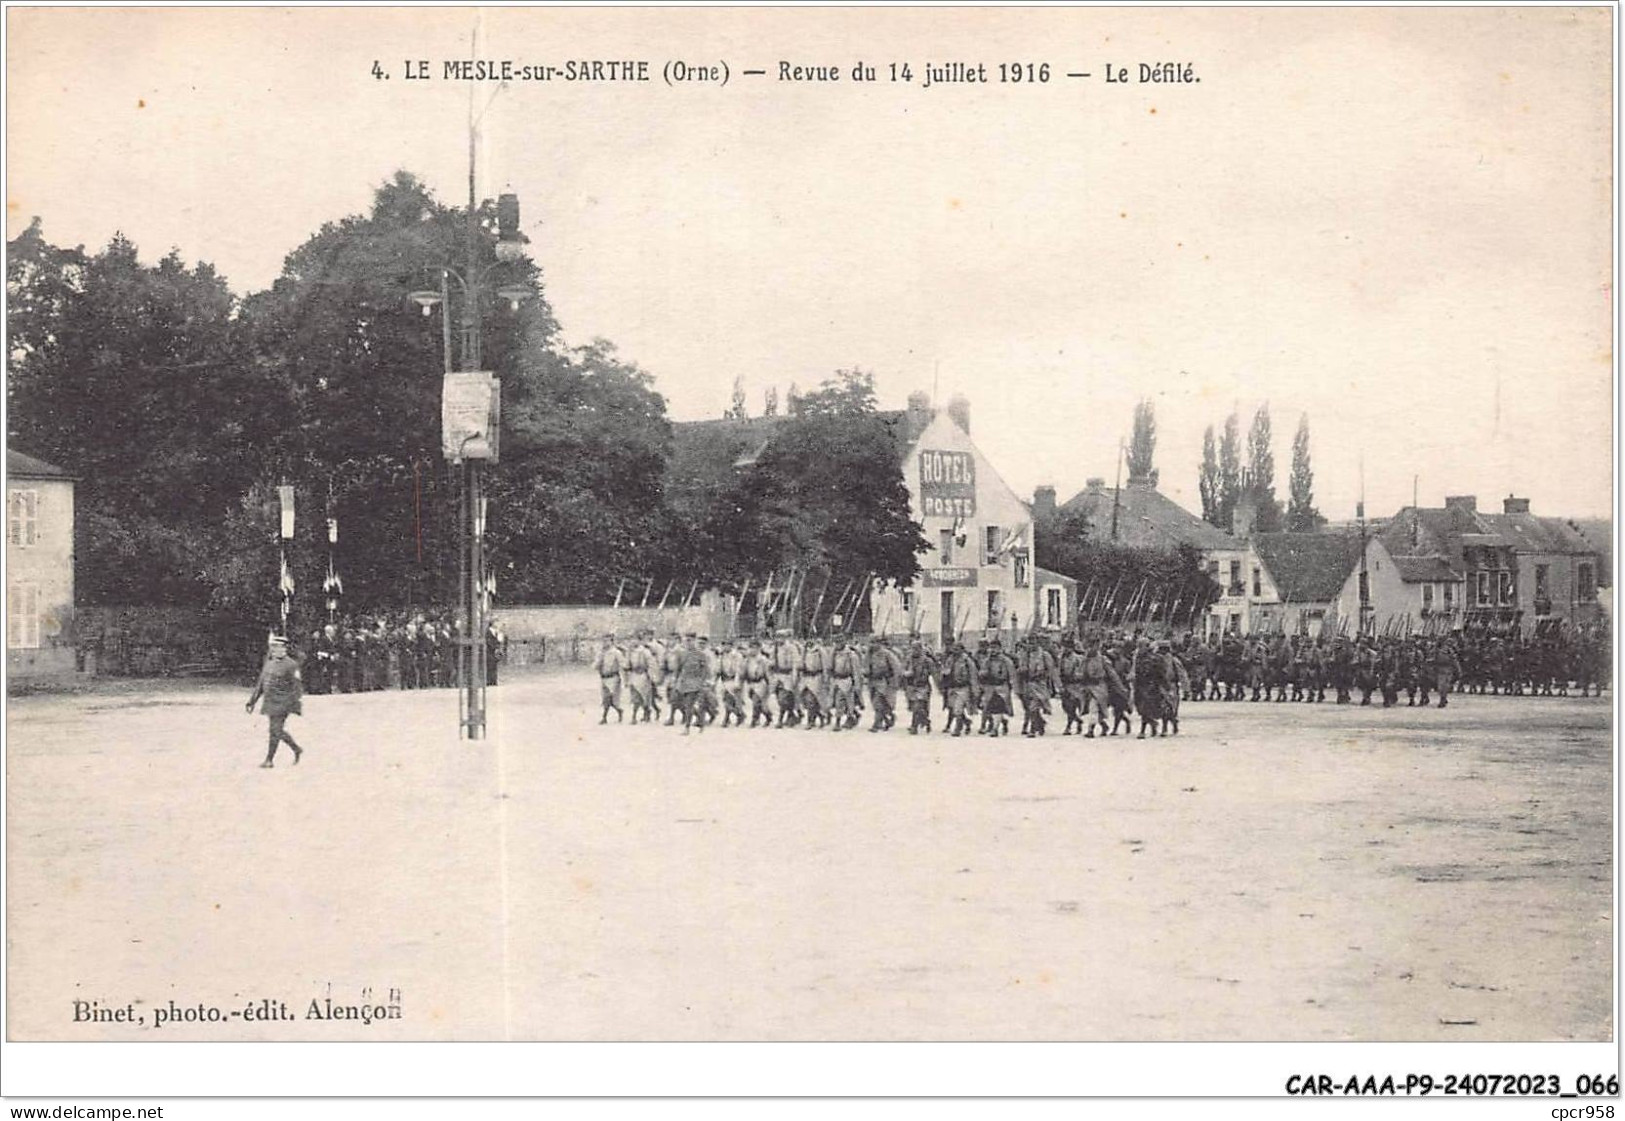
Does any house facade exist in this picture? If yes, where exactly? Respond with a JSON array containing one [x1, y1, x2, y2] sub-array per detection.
[[1377, 494, 1600, 631], [870, 401, 1037, 649], [7, 450, 77, 678]]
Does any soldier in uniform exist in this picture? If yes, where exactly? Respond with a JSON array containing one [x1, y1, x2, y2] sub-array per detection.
[[798, 635, 832, 729], [978, 637, 1017, 737], [671, 633, 710, 735], [1154, 640, 1184, 736], [1432, 637, 1461, 707], [593, 633, 627, 724], [246, 633, 305, 768], [718, 638, 747, 727], [1059, 636, 1089, 735], [900, 635, 938, 735], [1131, 638, 1164, 737], [485, 618, 505, 686], [770, 630, 802, 727], [693, 636, 721, 727], [829, 638, 863, 731], [939, 640, 979, 737], [661, 635, 684, 725], [1018, 634, 1060, 737], [865, 635, 903, 732], [626, 630, 657, 723], [1076, 638, 1113, 738], [743, 638, 774, 727]]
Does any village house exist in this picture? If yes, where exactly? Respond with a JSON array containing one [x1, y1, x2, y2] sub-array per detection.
[[7, 449, 77, 679]]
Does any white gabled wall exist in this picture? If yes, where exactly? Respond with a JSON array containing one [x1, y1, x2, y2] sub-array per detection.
[[870, 410, 1037, 648]]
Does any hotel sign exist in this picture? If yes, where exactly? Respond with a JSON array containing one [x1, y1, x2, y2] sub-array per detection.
[[923, 567, 979, 587], [919, 449, 976, 518]]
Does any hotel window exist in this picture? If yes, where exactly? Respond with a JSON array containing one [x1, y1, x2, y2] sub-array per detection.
[[984, 525, 1001, 565], [1228, 560, 1243, 596], [7, 583, 39, 649], [1535, 564, 1550, 599], [8, 490, 39, 548], [986, 589, 1001, 628], [1252, 567, 1262, 597], [1443, 582, 1454, 611], [1013, 553, 1029, 588], [1045, 586, 1064, 628], [939, 529, 954, 565], [901, 590, 915, 616], [1422, 584, 1434, 613], [1476, 571, 1493, 607], [1579, 563, 1596, 601]]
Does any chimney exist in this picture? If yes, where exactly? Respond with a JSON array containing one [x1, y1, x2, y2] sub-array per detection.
[[946, 394, 971, 434], [1444, 495, 1477, 515], [1503, 495, 1530, 515], [1086, 477, 1106, 493], [1033, 485, 1057, 521], [904, 390, 933, 443]]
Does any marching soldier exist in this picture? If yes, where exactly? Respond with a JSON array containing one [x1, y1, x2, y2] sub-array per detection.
[[743, 638, 774, 727], [670, 632, 711, 734], [1059, 636, 1088, 735], [799, 635, 832, 729], [626, 630, 658, 723], [246, 633, 305, 768], [718, 638, 748, 727], [939, 640, 979, 737], [1018, 635, 1061, 737], [1078, 638, 1114, 738], [865, 635, 903, 732], [770, 630, 802, 727], [661, 634, 684, 725], [593, 633, 627, 724], [901, 635, 938, 735], [694, 636, 720, 727], [1433, 637, 1461, 708], [830, 637, 863, 731], [978, 637, 1017, 737]]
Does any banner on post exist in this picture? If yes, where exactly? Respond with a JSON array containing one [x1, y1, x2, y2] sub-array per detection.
[[443, 372, 499, 462]]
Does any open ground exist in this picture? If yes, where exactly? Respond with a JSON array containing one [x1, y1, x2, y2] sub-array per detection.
[[5, 671, 1611, 1041]]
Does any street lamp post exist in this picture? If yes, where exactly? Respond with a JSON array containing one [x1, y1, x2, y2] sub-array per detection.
[[408, 234, 527, 741]]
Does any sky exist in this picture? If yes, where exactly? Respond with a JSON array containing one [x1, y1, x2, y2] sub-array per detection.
[[7, 6, 1615, 519]]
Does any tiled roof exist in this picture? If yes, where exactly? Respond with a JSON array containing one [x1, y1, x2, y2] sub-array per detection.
[[1252, 532, 1364, 603], [1057, 482, 1239, 551], [1480, 512, 1596, 556], [7, 449, 73, 480], [1392, 555, 1459, 583]]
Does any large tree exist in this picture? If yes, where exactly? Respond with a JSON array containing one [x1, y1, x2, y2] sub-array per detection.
[[233, 170, 672, 609], [1127, 398, 1158, 485], [1246, 403, 1283, 534], [1216, 410, 1242, 532], [693, 368, 927, 629], [1198, 424, 1220, 525], [7, 221, 278, 604], [1286, 413, 1324, 532], [1034, 503, 1220, 630]]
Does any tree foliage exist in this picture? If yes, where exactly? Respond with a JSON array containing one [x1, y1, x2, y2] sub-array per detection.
[[1034, 505, 1219, 627], [1287, 413, 1324, 531], [1127, 398, 1158, 485], [1198, 424, 1220, 525], [1246, 403, 1283, 534], [1215, 410, 1242, 532]]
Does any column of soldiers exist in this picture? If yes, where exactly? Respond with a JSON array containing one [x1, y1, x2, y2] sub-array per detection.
[[301, 609, 507, 695], [591, 628, 1191, 739], [1170, 627, 1607, 708]]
